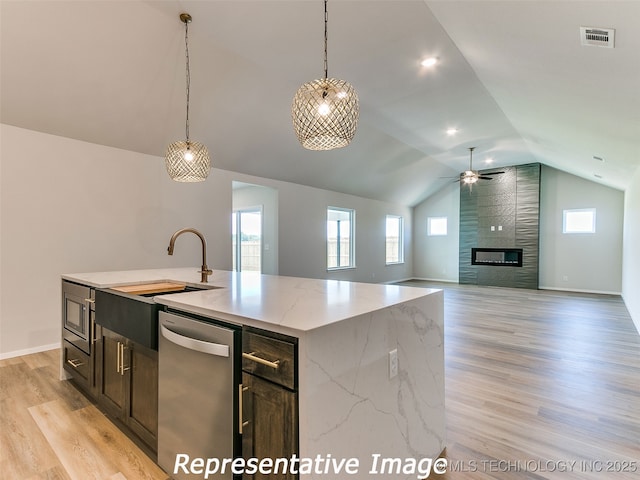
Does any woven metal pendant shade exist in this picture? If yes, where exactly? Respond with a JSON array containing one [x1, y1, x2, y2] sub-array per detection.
[[165, 13, 210, 183], [292, 77, 359, 150], [165, 140, 211, 182]]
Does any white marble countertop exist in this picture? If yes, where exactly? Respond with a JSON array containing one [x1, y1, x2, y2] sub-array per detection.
[[62, 268, 440, 333]]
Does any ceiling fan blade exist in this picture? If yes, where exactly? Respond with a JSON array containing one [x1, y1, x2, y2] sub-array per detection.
[[478, 176, 494, 180], [481, 171, 505, 175]]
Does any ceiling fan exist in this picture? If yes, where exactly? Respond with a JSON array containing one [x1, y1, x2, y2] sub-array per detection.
[[457, 147, 504, 185]]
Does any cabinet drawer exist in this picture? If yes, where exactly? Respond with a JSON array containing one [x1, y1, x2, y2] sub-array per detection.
[[242, 330, 296, 390], [63, 340, 90, 383]]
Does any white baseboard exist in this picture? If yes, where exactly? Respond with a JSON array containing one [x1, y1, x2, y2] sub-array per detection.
[[408, 277, 459, 284], [383, 277, 414, 284], [538, 286, 622, 296], [0, 342, 60, 360]]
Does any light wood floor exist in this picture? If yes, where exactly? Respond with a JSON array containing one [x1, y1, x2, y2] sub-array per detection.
[[1, 284, 639, 479], [401, 281, 640, 480], [0, 349, 168, 480]]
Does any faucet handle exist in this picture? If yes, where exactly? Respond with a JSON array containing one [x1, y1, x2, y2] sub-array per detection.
[[198, 267, 213, 283]]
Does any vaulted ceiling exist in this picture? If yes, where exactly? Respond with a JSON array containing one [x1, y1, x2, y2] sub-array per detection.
[[2, 1, 638, 206]]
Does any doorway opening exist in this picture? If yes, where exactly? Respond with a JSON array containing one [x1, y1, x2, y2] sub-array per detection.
[[232, 208, 262, 272]]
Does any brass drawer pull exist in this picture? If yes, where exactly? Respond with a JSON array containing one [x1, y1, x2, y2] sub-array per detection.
[[242, 352, 280, 370], [66, 358, 84, 368], [239, 384, 250, 434]]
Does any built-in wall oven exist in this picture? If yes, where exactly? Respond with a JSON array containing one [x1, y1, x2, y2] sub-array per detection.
[[62, 280, 94, 354]]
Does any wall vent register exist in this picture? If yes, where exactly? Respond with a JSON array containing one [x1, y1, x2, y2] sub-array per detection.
[[471, 248, 523, 267], [580, 26, 615, 48]]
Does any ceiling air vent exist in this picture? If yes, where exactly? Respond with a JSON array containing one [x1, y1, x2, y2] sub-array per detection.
[[580, 26, 615, 48]]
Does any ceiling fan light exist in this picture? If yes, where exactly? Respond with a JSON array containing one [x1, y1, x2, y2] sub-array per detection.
[[292, 77, 359, 150], [166, 140, 211, 182]]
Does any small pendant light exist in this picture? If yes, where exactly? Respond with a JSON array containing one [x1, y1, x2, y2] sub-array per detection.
[[292, 0, 359, 150], [165, 13, 211, 182]]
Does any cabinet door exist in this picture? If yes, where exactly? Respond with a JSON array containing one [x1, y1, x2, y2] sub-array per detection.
[[126, 342, 158, 451], [98, 328, 127, 418], [242, 373, 298, 480]]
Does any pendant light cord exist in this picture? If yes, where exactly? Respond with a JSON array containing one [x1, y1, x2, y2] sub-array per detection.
[[184, 18, 191, 142], [323, 0, 328, 79]]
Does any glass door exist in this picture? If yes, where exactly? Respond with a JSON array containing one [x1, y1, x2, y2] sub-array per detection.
[[232, 208, 262, 272]]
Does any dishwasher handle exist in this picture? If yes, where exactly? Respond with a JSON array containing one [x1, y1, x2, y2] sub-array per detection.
[[160, 324, 230, 357]]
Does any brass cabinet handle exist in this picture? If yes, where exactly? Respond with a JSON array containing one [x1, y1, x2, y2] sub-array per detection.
[[84, 298, 95, 304], [238, 384, 250, 435], [239, 384, 246, 434], [242, 352, 280, 370], [116, 341, 121, 373], [118, 343, 130, 375], [66, 358, 84, 368]]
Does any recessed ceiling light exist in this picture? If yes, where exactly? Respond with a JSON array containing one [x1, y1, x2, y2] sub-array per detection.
[[446, 128, 458, 136], [421, 57, 438, 67]]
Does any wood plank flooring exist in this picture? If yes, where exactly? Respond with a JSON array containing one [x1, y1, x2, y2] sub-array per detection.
[[400, 281, 640, 479], [0, 349, 168, 480], [1, 284, 639, 479]]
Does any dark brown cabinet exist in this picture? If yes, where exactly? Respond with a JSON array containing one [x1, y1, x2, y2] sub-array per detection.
[[242, 373, 298, 479], [97, 327, 158, 454], [62, 281, 99, 396], [242, 328, 298, 480]]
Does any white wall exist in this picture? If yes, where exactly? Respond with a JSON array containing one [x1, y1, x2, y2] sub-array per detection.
[[0, 125, 414, 356], [228, 173, 414, 284], [413, 181, 459, 282], [539, 166, 624, 294], [413, 166, 625, 294], [0, 125, 234, 356], [622, 166, 640, 334]]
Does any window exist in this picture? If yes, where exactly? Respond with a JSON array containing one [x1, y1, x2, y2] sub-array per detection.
[[232, 208, 262, 272], [327, 207, 355, 269], [385, 215, 404, 264], [563, 208, 596, 234], [427, 216, 448, 236]]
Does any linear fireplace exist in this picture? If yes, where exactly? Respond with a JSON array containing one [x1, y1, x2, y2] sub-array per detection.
[[471, 248, 523, 267]]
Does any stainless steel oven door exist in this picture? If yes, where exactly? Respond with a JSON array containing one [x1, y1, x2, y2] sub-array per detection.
[[62, 281, 93, 354]]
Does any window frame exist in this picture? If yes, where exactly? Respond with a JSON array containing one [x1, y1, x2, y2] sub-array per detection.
[[562, 208, 596, 234], [327, 207, 356, 270], [385, 214, 404, 265]]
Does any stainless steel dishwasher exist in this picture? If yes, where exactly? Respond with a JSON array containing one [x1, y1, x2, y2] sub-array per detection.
[[158, 310, 241, 480]]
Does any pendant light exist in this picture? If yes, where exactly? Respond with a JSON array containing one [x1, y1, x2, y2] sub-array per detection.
[[291, 0, 359, 150], [165, 13, 211, 182]]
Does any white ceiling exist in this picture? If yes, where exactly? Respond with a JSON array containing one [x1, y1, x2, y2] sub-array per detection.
[[2, 1, 639, 206]]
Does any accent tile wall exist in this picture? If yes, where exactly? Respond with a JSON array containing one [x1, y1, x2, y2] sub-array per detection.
[[459, 163, 541, 289]]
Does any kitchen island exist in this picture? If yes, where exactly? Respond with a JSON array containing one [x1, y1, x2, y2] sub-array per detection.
[[62, 268, 445, 479]]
